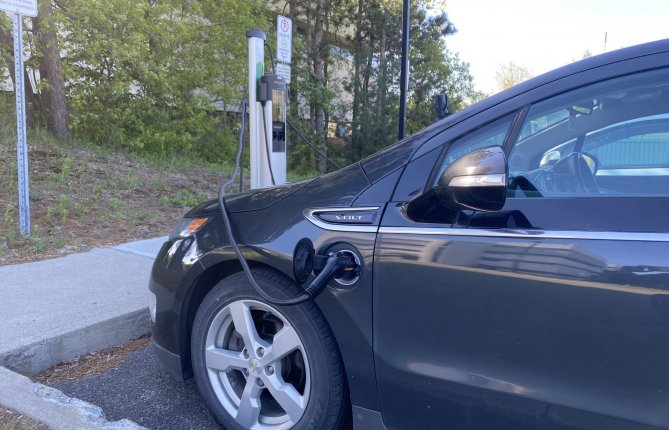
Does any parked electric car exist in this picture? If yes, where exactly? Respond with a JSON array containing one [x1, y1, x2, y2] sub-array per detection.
[[149, 39, 669, 430]]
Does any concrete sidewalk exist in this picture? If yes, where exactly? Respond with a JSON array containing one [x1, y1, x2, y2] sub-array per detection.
[[0, 367, 147, 430], [0, 237, 167, 374]]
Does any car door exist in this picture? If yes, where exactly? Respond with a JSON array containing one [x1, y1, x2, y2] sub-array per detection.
[[374, 67, 669, 430]]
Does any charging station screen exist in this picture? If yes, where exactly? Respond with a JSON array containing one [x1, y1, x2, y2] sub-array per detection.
[[272, 89, 285, 120], [271, 88, 286, 153]]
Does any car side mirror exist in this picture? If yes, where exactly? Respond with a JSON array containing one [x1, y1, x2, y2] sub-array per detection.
[[435, 146, 508, 212]]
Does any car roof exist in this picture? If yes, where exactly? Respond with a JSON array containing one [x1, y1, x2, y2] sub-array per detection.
[[363, 38, 669, 179], [448, 38, 669, 126]]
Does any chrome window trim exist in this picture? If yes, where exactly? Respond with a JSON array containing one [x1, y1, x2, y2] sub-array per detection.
[[378, 227, 669, 242], [304, 207, 380, 233], [596, 167, 669, 176]]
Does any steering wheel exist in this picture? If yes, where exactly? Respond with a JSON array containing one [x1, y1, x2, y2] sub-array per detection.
[[552, 152, 599, 193]]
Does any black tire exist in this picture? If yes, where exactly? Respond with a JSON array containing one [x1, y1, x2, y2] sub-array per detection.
[[191, 268, 349, 430]]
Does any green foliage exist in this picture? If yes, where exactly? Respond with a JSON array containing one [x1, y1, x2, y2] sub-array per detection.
[[1, 0, 484, 176], [160, 188, 208, 207], [57, 194, 70, 220], [108, 196, 121, 212], [56, 0, 266, 161], [337, 0, 483, 163], [59, 158, 73, 183]]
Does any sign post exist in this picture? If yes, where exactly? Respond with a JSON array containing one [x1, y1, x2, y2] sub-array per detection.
[[2, 1, 37, 236], [12, 12, 30, 235]]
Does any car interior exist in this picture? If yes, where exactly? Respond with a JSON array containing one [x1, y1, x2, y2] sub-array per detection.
[[508, 75, 669, 198]]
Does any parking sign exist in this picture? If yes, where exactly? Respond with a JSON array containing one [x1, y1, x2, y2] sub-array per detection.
[[277, 15, 292, 64], [0, 0, 37, 16]]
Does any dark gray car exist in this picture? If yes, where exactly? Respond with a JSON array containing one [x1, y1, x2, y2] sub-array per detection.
[[149, 38, 669, 430]]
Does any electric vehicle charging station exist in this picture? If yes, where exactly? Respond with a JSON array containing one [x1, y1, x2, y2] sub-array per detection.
[[246, 29, 288, 189]]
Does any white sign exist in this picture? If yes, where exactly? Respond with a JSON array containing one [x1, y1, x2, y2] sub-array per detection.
[[277, 15, 292, 64], [276, 62, 291, 84], [0, 0, 37, 17]]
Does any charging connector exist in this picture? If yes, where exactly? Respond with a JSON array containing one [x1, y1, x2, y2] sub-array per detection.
[[218, 101, 358, 305], [303, 251, 358, 299]]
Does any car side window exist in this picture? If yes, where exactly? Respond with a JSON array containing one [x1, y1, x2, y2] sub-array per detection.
[[433, 113, 515, 185], [508, 68, 669, 197]]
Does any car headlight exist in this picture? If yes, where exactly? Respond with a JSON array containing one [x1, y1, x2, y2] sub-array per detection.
[[169, 217, 209, 240], [149, 292, 157, 323]]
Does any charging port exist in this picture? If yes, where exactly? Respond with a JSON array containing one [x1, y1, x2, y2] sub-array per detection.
[[333, 250, 361, 288]]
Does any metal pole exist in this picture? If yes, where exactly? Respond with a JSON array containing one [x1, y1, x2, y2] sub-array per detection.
[[13, 13, 30, 236], [398, 0, 410, 140], [246, 30, 269, 189]]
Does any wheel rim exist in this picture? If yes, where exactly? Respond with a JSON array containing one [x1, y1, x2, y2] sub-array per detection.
[[204, 299, 311, 430]]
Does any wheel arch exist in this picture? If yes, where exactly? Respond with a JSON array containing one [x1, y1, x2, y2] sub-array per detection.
[[179, 257, 294, 378]]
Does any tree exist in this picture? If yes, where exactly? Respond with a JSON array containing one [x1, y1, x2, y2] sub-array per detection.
[[495, 62, 532, 91], [0, 14, 43, 126], [54, 0, 265, 159], [34, 0, 69, 138], [340, 0, 481, 161], [312, 0, 328, 173]]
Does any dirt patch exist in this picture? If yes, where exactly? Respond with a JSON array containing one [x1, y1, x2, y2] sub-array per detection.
[[0, 407, 48, 430], [0, 134, 238, 265], [32, 337, 151, 386]]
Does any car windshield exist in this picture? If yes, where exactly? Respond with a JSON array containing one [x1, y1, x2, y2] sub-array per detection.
[[359, 120, 444, 183]]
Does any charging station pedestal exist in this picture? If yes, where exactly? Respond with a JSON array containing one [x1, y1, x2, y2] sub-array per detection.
[[247, 30, 287, 189]]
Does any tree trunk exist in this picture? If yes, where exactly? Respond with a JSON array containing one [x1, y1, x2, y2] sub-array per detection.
[[362, 37, 373, 110], [376, 21, 387, 119], [313, 0, 327, 174], [351, 0, 364, 158], [33, 0, 69, 138], [288, 0, 298, 117], [1, 18, 40, 124]]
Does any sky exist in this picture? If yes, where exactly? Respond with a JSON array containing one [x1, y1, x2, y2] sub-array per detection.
[[443, 0, 669, 94]]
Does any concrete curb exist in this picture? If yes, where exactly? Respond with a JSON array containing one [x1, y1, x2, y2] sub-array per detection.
[[0, 366, 147, 430], [0, 308, 152, 375]]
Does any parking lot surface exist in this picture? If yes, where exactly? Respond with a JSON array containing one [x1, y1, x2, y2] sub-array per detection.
[[53, 346, 220, 430]]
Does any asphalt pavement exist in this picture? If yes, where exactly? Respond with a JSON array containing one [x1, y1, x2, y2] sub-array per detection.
[[0, 237, 169, 429], [54, 346, 220, 430]]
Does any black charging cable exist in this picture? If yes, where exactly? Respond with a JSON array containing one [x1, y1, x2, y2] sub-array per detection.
[[264, 42, 276, 74], [218, 99, 357, 306], [260, 103, 276, 185], [286, 118, 341, 169]]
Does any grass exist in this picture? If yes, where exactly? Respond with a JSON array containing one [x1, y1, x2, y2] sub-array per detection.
[[0, 92, 326, 265], [0, 99, 248, 265], [0, 407, 47, 430]]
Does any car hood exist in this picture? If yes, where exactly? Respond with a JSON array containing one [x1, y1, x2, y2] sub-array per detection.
[[185, 178, 317, 217], [185, 160, 375, 218]]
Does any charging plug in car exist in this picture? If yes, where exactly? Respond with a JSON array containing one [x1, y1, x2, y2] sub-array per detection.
[[303, 251, 359, 298], [293, 239, 361, 297]]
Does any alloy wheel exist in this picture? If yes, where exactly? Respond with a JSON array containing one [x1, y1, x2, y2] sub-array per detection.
[[204, 299, 310, 429]]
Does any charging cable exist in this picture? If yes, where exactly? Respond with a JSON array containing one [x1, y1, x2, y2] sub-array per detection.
[[260, 102, 276, 185], [218, 99, 357, 305]]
